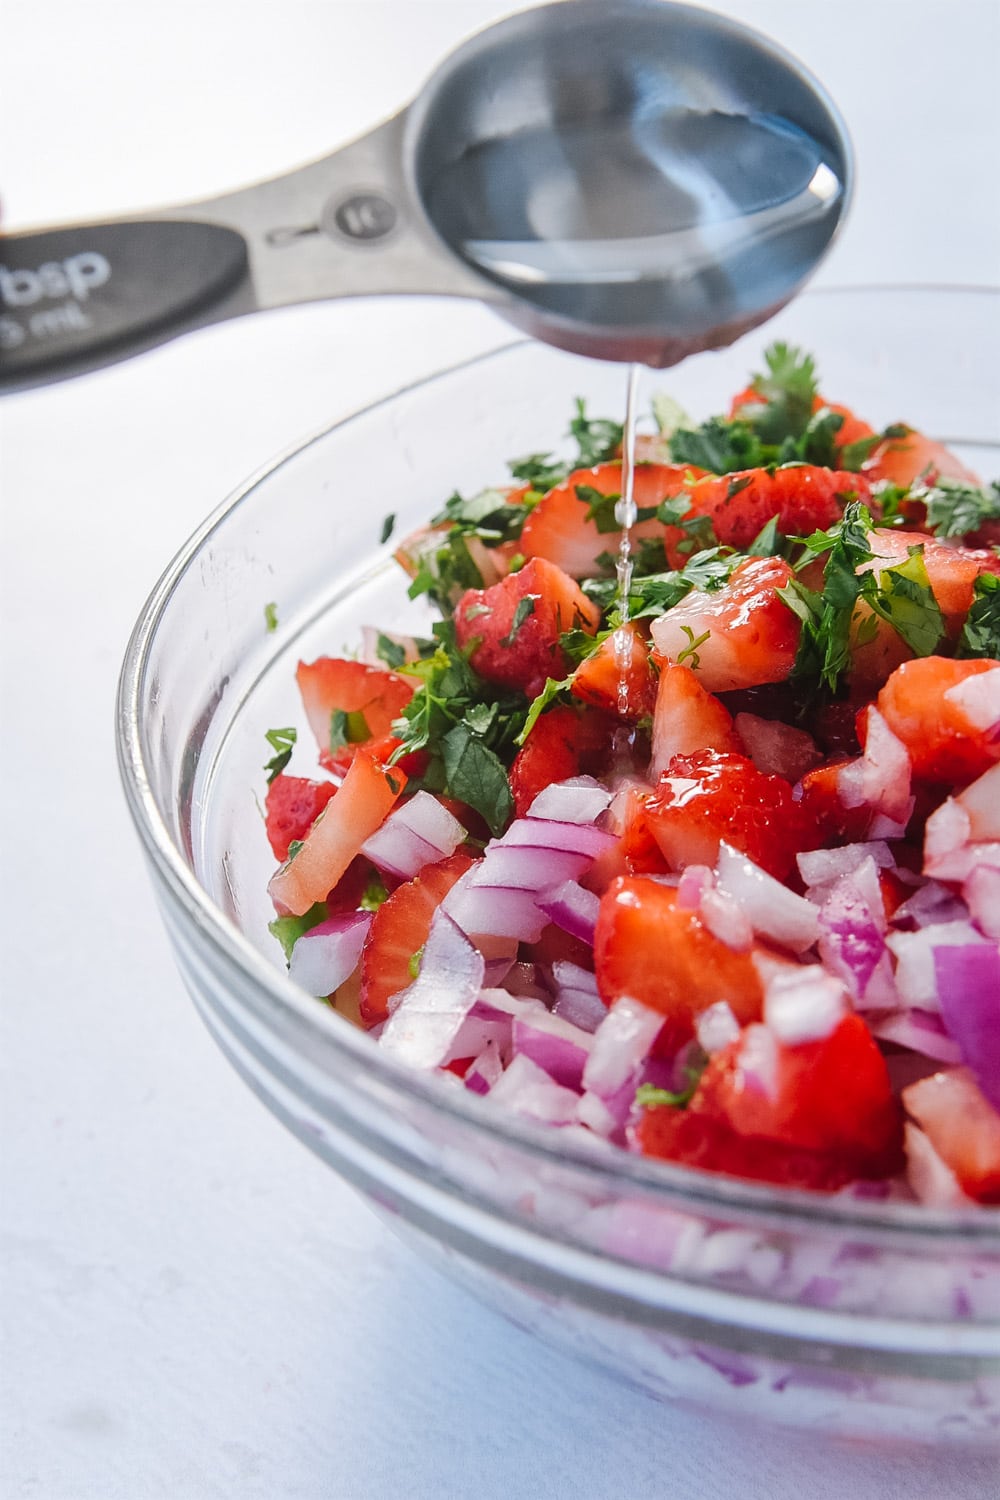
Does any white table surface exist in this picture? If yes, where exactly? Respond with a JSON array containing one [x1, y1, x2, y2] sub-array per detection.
[[2, 3, 999, 1496]]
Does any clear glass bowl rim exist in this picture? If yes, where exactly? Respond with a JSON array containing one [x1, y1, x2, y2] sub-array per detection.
[[117, 283, 1000, 1248]]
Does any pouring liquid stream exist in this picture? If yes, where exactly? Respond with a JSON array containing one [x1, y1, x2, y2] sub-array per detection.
[[614, 363, 643, 719]]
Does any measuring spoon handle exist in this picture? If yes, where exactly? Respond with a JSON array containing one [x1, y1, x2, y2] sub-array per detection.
[[0, 114, 490, 393]]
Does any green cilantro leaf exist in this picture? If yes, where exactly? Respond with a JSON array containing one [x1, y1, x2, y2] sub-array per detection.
[[864, 546, 944, 658], [264, 601, 279, 633], [517, 676, 574, 746], [328, 708, 370, 754], [360, 877, 390, 912], [441, 723, 514, 835], [569, 398, 623, 467], [925, 478, 1000, 539], [375, 633, 407, 670], [264, 726, 297, 783], [958, 572, 1000, 659], [501, 595, 536, 646], [380, 512, 396, 544], [268, 902, 328, 961]]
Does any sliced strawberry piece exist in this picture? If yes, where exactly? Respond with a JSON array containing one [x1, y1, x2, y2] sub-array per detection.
[[903, 1068, 1000, 1204], [572, 623, 657, 721], [520, 461, 703, 579], [865, 427, 982, 489], [794, 760, 874, 846], [508, 702, 615, 818], [733, 712, 822, 783], [594, 876, 765, 1032], [264, 773, 337, 861], [296, 658, 415, 773], [636, 1106, 861, 1191], [650, 661, 740, 777], [359, 851, 475, 1026], [638, 748, 817, 882], [454, 557, 600, 700], [649, 555, 801, 693], [693, 1016, 903, 1173], [876, 656, 1000, 785], [268, 754, 406, 917], [680, 465, 869, 551], [862, 528, 1000, 626]]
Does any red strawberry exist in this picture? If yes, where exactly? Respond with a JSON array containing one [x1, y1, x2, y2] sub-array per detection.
[[636, 1106, 861, 1192], [572, 623, 657, 721], [681, 465, 869, 550], [508, 703, 615, 818], [296, 658, 414, 773], [693, 1016, 903, 1173], [454, 557, 600, 700], [903, 1068, 1000, 1204], [520, 461, 703, 578], [638, 748, 817, 882], [359, 851, 475, 1026], [594, 875, 765, 1032], [264, 774, 337, 861], [649, 661, 740, 778], [794, 760, 874, 846], [876, 656, 1000, 785], [864, 427, 981, 490]]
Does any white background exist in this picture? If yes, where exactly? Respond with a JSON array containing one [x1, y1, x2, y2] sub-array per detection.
[[2, 3, 999, 1497]]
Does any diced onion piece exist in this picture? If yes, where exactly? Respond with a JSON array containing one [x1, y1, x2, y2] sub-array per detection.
[[715, 842, 820, 954], [869, 1008, 963, 1065], [583, 995, 664, 1099], [379, 910, 485, 1068], [676, 864, 714, 910], [817, 858, 889, 1002], [696, 1001, 741, 1055], [837, 708, 912, 824], [512, 1010, 594, 1089], [964, 866, 1000, 941], [287, 911, 372, 997], [465, 1041, 504, 1096], [360, 790, 466, 878], [527, 776, 614, 824], [466, 844, 591, 891], [956, 761, 1000, 841], [495, 817, 616, 859], [487, 1054, 581, 1123], [536, 880, 601, 944], [934, 944, 1000, 1108], [893, 880, 968, 930], [736, 1023, 779, 1099], [552, 987, 608, 1033], [699, 887, 754, 952], [763, 964, 848, 1045], [943, 666, 1000, 733], [442, 877, 550, 942], [797, 842, 894, 889], [924, 797, 972, 869], [550, 960, 598, 995], [886, 922, 990, 1011]]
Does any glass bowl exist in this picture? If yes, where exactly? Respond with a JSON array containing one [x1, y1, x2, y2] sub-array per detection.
[[118, 287, 1000, 1444]]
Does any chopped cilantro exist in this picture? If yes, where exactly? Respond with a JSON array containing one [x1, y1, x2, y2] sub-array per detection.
[[517, 675, 574, 746], [268, 902, 327, 961], [651, 390, 689, 439], [380, 512, 396, 545], [675, 626, 711, 669], [669, 415, 766, 474], [441, 722, 514, 834], [286, 839, 305, 861], [924, 478, 1000, 539], [360, 877, 389, 912], [569, 398, 623, 467], [408, 946, 424, 980], [958, 573, 1000, 659], [507, 452, 566, 491], [264, 601, 279, 633], [328, 708, 370, 754], [264, 726, 297, 783], [501, 596, 536, 646], [375, 632, 407, 669], [635, 1050, 707, 1110]]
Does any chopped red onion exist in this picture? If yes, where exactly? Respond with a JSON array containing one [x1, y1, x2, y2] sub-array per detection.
[[550, 960, 598, 995], [837, 708, 912, 824], [942, 666, 1000, 732], [582, 995, 664, 1098], [360, 790, 466, 877], [466, 843, 592, 890], [445, 1011, 511, 1065], [526, 776, 614, 824], [552, 987, 608, 1033], [934, 944, 1000, 1108], [869, 1007, 963, 1065], [868, 803, 914, 840], [696, 1000, 741, 1055], [512, 1010, 594, 1089], [442, 878, 550, 942], [893, 880, 969, 931], [576, 1090, 619, 1138], [924, 797, 972, 867], [925, 838, 1000, 884], [486, 1053, 581, 1124], [536, 880, 601, 944], [736, 1023, 779, 1099], [964, 865, 1000, 940], [797, 842, 893, 889], [956, 761, 1000, 840], [378, 909, 485, 1067], [287, 910, 372, 997], [676, 863, 714, 910], [464, 1040, 504, 1096], [817, 860, 889, 1002], [496, 817, 616, 860], [715, 842, 820, 954], [469, 988, 548, 1023], [699, 886, 754, 952], [886, 921, 990, 1010], [764, 964, 848, 1045]]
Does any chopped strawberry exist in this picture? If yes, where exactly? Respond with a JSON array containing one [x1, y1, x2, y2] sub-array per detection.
[[268, 754, 406, 917], [296, 658, 415, 773], [649, 556, 801, 693], [571, 623, 657, 720], [636, 1106, 861, 1191], [264, 773, 337, 861], [594, 876, 765, 1032], [693, 1016, 903, 1173], [794, 760, 874, 846], [508, 702, 615, 817], [876, 656, 1000, 785], [903, 1068, 1000, 1204], [637, 748, 818, 882], [862, 528, 1000, 626], [733, 712, 822, 782], [681, 465, 870, 551], [454, 557, 600, 700], [520, 461, 702, 579], [865, 427, 982, 489], [358, 851, 475, 1026], [649, 661, 740, 778]]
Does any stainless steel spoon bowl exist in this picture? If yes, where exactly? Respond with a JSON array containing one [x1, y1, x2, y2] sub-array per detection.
[[0, 0, 852, 390]]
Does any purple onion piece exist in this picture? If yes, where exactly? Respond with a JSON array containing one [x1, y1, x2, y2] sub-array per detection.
[[378, 910, 485, 1068], [287, 910, 372, 997], [934, 944, 1000, 1108], [536, 879, 600, 944]]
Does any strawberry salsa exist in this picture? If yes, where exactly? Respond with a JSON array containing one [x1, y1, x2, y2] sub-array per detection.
[[263, 345, 1000, 1206]]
